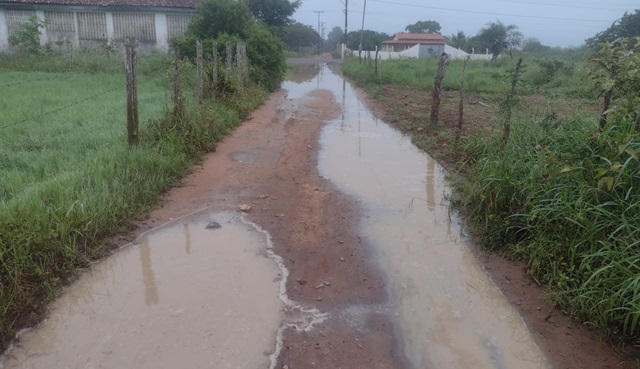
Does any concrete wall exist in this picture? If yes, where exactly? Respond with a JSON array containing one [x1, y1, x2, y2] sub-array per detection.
[[0, 5, 193, 52], [444, 45, 493, 61]]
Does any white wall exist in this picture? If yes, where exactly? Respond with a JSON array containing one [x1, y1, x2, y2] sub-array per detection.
[[0, 9, 8, 50], [155, 13, 168, 51]]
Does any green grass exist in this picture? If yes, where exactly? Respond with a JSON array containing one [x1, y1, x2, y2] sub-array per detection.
[[0, 50, 267, 349], [343, 52, 593, 98]]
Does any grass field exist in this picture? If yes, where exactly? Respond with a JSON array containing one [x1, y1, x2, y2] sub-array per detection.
[[0, 50, 266, 349], [343, 48, 640, 346]]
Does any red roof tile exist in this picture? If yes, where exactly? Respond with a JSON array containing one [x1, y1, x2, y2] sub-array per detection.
[[1, 0, 198, 8]]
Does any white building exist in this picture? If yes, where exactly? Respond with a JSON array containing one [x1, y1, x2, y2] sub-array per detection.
[[0, 0, 197, 52]]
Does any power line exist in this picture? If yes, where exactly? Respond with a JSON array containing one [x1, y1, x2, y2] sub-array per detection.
[[488, 0, 629, 12], [367, 0, 614, 23]]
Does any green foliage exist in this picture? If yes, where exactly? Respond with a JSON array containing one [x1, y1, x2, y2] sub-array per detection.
[[588, 37, 640, 123], [181, 0, 286, 91], [470, 20, 523, 61], [326, 26, 344, 52], [446, 30, 469, 52], [346, 30, 391, 50], [521, 37, 551, 53], [282, 22, 319, 49], [242, 0, 300, 30], [586, 10, 640, 48], [404, 20, 441, 34], [8, 16, 44, 54], [188, 0, 254, 39]]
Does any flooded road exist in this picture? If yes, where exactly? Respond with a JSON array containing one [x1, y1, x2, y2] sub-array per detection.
[[298, 64, 551, 369], [1, 60, 557, 369], [1, 213, 284, 369]]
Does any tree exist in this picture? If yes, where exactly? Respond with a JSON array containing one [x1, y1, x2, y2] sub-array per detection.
[[188, 0, 254, 39], [282, 22, 319, 50], [472, 20, 522, 61], [446, 30, 468, 51], [325, 26, 343, 52], [8, 16, 44, 53], [521, 37, 551, 53], [183, 0, 286, 91], [346, 30, 391, 50], [242, 0, 300, 30], [586, 10, 640, 48], [405, 20, 441, 34]]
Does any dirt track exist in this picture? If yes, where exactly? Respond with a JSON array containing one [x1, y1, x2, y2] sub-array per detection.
[[143, 57, 637, 369]]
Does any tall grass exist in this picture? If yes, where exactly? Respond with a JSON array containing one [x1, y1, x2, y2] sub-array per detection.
[[0, 50, 266, 349], [342, 53, 593, 98], [462, 111, 640, 342]]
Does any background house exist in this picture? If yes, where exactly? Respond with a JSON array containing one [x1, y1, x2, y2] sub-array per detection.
[[0, 0, 197, 52], [381, 32, 445, 56]]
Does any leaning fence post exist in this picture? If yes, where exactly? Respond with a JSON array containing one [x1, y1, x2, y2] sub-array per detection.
[[430, 52, 450, 126], [196, 40, 204, 105], [124, 38, 139, 146]]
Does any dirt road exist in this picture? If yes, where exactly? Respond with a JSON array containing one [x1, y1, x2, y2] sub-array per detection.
[[2, 57, 637, 369]]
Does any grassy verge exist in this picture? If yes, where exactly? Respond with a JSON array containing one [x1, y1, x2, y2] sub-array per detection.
[[0, 50, 266, 349], [343, 54, 640, 345]]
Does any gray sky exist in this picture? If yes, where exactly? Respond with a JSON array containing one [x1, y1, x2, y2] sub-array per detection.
[[293, 0, 638, 47]]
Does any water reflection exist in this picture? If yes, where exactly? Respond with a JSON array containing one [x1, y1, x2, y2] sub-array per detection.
[[183, 223, 191, 255], [140, 238, 159, 306], [308, 61, 552, 369]]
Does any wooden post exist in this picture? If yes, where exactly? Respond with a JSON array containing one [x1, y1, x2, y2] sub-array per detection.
[[212, 41, 218, 99], [172, 44, 184, 120], [502, 57, 524, 150], [430, 52, 450, 126], [196, 40, 204, 105], [456, 55, 471, 141], [225, 42, 233, 82], [374, 46, 379, 76], [124, 38, 139, 146]]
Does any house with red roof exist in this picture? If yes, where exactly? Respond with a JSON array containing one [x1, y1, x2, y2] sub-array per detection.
[[381, 32, 445, 56], [0, 0, 197, 51]]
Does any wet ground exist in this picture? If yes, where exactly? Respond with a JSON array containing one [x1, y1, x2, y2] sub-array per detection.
[[2, 57, 635, 369]]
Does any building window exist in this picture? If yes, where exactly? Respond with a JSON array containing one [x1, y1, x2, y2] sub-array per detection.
[[5, 10, 36, 40], [45, 11, 75, 32], [77, 12, 107, 40], [113, 13, 156, 41], [167, 14, 192, 39]]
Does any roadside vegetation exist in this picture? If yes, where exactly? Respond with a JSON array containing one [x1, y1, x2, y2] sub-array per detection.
[[0, 0, 302, 350], [343, 29, 640, 347]]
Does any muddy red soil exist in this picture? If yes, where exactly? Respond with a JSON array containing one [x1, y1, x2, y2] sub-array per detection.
[[131, 56, 638, 369]]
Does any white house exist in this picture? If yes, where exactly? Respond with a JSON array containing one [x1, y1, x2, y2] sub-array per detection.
[[0, 0, 197, 52]]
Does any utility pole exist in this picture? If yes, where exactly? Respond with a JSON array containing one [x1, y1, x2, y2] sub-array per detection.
[[344, 0, 348, 45], [313, 10, 324, 55], [358, 0, 367, 59]]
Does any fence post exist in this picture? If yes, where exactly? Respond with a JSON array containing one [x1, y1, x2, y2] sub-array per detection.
[[501, 57, 524, 150], [172, 44, 184, 120], [196, 40, 204, 105], [124, 38, 139, 146], [456, 55, 471, 141], [430, 52, 450, 126], [225, 42, 233, 82], [212, 41, 218, 99]]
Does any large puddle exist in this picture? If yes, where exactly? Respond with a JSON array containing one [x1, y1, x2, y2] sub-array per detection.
[[287, 63, 552, 369], [1, 213, 284, 369]]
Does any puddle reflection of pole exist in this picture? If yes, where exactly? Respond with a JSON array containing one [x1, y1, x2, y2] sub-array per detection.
[[341, 76, 346, 130], [184, 223, 191, 255], [357, 97, 362, 157], [426, 157, 436, 211], [140, 238, 159, 305]]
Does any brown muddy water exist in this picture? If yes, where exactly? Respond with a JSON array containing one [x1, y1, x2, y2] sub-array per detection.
[[289, 64, 551, 369], [0, 212, 306, 369]]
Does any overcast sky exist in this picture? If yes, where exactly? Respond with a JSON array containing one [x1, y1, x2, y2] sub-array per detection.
[[293, 0, 638, 47]]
